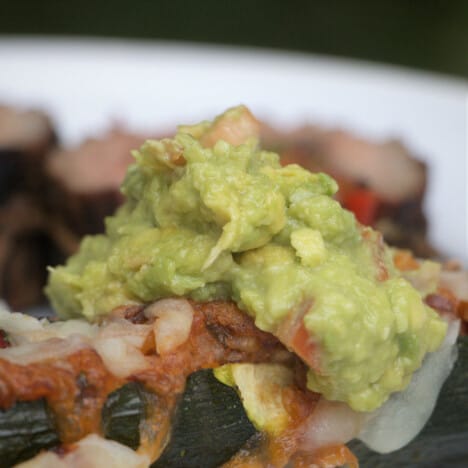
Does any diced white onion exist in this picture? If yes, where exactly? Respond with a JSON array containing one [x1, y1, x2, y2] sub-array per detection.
[[95, 319, 151, 349], [92, 319, 152, 378], [145, 299, 194, 355], [93, 337, 150, 378]]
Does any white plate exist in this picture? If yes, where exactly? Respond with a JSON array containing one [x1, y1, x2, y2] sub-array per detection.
[[1, 37, 467, 263]]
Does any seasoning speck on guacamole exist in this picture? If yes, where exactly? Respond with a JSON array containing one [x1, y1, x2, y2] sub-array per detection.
[[46, 106, 447, 412]]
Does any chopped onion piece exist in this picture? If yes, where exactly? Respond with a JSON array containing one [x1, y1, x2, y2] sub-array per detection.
[[93, 337, 150, 378], [146, 299, 194, 355], [358, 319, 460, 453], [95, 319, 151, 348], [87, 318, 152, 378]]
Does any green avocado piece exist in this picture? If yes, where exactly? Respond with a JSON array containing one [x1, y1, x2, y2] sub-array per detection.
[[45, 106, 447, 412]]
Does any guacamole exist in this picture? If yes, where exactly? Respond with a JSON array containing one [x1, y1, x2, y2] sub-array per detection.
[[46, 106, 446, 411]]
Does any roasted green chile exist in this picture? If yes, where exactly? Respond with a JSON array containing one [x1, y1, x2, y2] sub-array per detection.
[[1, 343, 467, 467], [0, 399, 59, 468]]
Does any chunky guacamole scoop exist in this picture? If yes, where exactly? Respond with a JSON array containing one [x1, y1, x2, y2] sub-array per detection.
[[46, 106, 447, 412]]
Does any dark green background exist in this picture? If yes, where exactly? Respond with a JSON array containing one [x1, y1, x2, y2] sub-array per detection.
[[1, 0, 468, 79]]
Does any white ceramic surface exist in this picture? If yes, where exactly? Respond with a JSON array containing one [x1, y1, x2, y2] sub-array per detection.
[[1, 37, 466, 262]]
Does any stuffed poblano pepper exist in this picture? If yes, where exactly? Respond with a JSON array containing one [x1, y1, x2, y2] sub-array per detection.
[[0, 107, 466, 467]]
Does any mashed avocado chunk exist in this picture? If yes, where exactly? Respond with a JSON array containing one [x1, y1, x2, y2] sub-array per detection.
[[46, 106, 446, 411]]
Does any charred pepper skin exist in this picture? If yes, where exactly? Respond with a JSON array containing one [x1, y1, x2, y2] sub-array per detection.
[[0, 398, 59, 468], [153, 369, 257, 468], [0, 370, 257, 467]]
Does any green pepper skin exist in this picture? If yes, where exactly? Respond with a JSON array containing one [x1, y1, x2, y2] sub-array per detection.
[[102, 382, 146, 450], [153, 369, 257, 468], [0, 383, 146, 468], [0, 399, 60, 468], [1, 337, 467, 467]]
